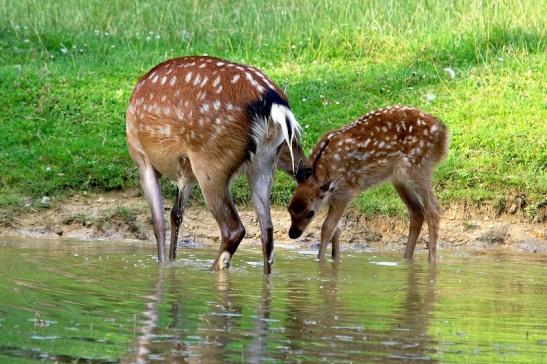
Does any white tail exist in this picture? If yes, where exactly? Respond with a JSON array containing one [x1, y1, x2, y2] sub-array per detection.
[[270, 103, 301, 168]]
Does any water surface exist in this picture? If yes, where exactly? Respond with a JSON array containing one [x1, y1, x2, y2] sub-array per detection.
[[0, 239, 545, 363]]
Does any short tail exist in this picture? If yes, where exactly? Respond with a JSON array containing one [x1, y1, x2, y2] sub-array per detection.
[[270, 103, 301, 169], [430, 120, 449, 165]]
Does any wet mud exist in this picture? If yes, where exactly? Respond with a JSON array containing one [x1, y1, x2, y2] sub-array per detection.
[[0, 190, 545, 254]]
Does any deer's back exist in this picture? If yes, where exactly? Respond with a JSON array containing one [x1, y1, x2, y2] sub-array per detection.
[[126, 56, 288, 178]]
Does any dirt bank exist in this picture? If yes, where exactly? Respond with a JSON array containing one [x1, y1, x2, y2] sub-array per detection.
[[0, 190, 545, 254]]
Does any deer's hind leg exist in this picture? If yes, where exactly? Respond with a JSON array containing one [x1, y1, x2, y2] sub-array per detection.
[[169, 157, 195, 261], [193, 165, 245, 271], [129, 146, 167, 262], [169, 183, 193, 261]]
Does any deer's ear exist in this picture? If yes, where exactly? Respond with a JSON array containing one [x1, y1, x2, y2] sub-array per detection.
[[320, 179, 335, 193]]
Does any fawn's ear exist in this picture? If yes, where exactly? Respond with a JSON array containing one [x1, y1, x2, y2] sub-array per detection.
[[295, 160, 306, 184], [320, 179, 335, 193], [295, 160, 313, 184]]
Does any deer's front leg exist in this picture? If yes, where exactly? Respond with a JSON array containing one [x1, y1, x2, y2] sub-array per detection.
[[248, 154, 276, 274], [318, 198, 350, 261]]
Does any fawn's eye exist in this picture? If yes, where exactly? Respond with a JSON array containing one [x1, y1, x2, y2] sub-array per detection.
[[305, 210, 315, 219], [290, 200, 305, 214]]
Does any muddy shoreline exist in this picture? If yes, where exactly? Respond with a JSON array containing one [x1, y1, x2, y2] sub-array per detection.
[[1, 190, 545, 254]]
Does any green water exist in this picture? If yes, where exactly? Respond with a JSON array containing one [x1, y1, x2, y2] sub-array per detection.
[[0, 239, 545, 363]]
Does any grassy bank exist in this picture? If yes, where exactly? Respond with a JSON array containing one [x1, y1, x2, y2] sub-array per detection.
[[0, 0, 545, 220]]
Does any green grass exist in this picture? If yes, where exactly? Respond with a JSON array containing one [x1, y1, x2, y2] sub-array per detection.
[[0, 0, 545, 217]]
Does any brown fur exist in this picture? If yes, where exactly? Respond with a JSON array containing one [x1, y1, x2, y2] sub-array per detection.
[[126, 56, 303, 272], [288, 105, 448, 263]]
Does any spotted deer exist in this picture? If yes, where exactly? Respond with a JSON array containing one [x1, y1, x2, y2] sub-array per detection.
[[288, 106, 448, 263], [126, 56, 303, 273]]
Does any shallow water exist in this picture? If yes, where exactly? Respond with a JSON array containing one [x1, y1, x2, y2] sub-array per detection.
[[0, 239, 545, 363]]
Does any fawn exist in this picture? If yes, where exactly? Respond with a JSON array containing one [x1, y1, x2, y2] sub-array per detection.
[[288, 106, 448, 262], [126, 56, 304, 273]]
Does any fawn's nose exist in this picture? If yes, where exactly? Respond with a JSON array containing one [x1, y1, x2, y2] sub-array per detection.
[[288, 226, 302, 239]]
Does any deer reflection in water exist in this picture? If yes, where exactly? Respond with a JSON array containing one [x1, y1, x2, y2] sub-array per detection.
[[127, 266, 165, 363], [125, 259, 438, 362]]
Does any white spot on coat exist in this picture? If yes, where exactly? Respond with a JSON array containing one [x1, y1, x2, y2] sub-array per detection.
[[200, 103, 210, 113], [185, 72, 193, 83], [200, 76, 208, 88], [175, 107, 185, 120]]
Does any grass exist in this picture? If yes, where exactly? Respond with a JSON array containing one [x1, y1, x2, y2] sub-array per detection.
[[0, 0, 545, 217]]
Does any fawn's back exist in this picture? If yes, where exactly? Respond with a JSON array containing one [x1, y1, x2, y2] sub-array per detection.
[[310, 105, 448, 191]]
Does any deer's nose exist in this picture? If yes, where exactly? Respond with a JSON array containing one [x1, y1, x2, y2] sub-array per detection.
[[288, 227, 302, 239]]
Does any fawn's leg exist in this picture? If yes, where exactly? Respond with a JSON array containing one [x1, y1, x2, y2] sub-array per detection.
[[423, 188, 440, 263], [331, 228, 341, 260], [318, 198, 350, 261], [393, 182, 425, 260]]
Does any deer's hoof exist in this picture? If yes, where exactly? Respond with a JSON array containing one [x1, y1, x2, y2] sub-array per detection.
[[217, 251, 231, 270]]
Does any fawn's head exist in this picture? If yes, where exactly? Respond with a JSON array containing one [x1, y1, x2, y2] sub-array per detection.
[[287, 161, 335, 239]]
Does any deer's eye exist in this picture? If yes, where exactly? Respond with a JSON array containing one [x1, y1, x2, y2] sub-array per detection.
[[305, 210, 315, 219]]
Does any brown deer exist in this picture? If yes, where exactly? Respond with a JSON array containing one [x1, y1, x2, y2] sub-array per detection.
[[288, 106, 448, 263], [126, 56, 303, 273]]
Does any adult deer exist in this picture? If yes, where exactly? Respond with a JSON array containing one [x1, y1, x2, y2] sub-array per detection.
[[288, 106, 448, 263], [126, 56, 303, 273]]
